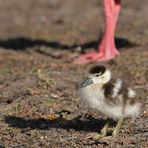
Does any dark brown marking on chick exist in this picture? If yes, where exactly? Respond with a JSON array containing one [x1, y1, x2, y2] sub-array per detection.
[[104, 81, 114, 98], [118, 80, 139, 105], [118, 81, 128, 105], [103, 80, 119, 105], [128, 90, 140, 105]]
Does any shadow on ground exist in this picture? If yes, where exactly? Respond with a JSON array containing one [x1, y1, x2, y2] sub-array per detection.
[[4, 115, 115, 133], [0, 37, 137, 53]]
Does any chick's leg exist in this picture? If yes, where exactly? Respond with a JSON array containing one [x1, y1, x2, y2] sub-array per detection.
[[101, 122, 109, 136], [112, 116, 124, 136]]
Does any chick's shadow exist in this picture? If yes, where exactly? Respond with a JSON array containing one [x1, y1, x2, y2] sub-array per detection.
[[4, 115, 115, 133]]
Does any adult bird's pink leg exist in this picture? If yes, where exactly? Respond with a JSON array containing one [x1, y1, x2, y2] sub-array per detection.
[[74, 0, 121, 64]]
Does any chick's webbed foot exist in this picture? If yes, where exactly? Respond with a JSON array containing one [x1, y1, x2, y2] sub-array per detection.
[[86, 123, 109, 140], [86, 132, 104, 140]]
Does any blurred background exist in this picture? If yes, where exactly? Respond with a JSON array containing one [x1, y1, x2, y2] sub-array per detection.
[[0, 0, 147, 147], [0, 0, 148, 45]]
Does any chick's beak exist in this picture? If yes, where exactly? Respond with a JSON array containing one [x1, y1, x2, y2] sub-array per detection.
[[81, 77, 94, 87]]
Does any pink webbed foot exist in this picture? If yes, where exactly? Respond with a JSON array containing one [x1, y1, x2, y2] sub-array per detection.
[[74, 50, 118, 64], [74, 31, 119, 64], [74, 51, 103, 64]]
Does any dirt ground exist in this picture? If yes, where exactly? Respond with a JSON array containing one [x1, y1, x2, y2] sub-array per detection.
[[0, 0, 148, 147]]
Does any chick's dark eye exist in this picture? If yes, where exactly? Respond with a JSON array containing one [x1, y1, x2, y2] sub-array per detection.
[[95, 74, 100, 77]]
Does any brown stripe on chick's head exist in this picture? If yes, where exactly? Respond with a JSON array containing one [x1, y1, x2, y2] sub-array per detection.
[[89, 65, 106, 76]]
